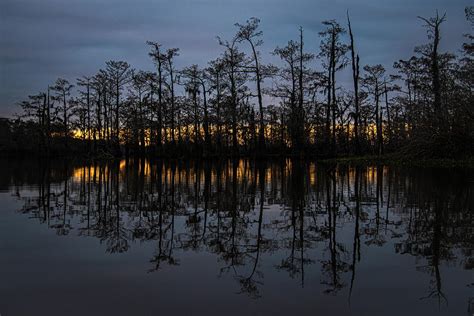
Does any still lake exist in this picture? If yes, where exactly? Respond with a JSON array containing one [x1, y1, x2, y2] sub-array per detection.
[[0, 158, 473, 315]]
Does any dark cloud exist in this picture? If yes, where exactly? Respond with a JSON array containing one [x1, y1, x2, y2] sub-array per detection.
[[0, 0, 471, 116]]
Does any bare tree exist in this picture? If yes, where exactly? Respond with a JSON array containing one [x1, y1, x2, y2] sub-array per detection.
[[77, 76, 92, 151], [363, 64, 386, 156], [51, 78, 74, 149], [147, 41, 166, 153], [218, 35, 248, 156], [418, 12, 447, 126], [236, 17, 266, 153], [105, 61, 133, 155], [164, 48, 180, 146], [347, 12, 361, 154], [319, 20, 348, 156]]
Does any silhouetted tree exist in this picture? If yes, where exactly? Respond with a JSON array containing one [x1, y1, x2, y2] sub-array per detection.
[[51, 78, 74, 149], [319, 20, 348, 156], [105, 60, 133, 155]]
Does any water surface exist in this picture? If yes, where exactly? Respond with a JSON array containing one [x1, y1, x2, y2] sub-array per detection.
[[1, 158, 473, 315]]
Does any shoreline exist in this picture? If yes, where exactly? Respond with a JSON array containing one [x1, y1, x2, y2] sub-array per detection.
[[2, 151, 473, 169]]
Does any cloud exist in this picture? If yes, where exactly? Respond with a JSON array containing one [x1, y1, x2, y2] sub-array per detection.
[[0, 0, 471, 116]]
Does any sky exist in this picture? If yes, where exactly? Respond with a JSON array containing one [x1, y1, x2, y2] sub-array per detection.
[[0, 0, 471, 117]]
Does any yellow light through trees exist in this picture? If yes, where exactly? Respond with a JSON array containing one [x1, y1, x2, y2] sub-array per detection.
[[71, 121, 400, 147]]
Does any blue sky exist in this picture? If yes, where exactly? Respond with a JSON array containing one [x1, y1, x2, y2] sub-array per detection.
[[0, 0, 471, 117]]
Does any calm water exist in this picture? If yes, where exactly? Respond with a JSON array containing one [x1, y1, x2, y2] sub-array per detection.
[[0, 158, 473, 316]]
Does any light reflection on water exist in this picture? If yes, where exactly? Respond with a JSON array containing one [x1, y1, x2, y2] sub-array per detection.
[[0, 158, 473, 316]]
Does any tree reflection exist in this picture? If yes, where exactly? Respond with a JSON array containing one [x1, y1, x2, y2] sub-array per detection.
[[8, 158, 473, 302], [275, 160, 314, 287]]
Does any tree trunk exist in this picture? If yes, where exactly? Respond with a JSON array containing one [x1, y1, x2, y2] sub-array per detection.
[[348, 13, 360, 155]]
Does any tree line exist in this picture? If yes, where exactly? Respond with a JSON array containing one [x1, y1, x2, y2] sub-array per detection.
[[2, 8, 473, 159]]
